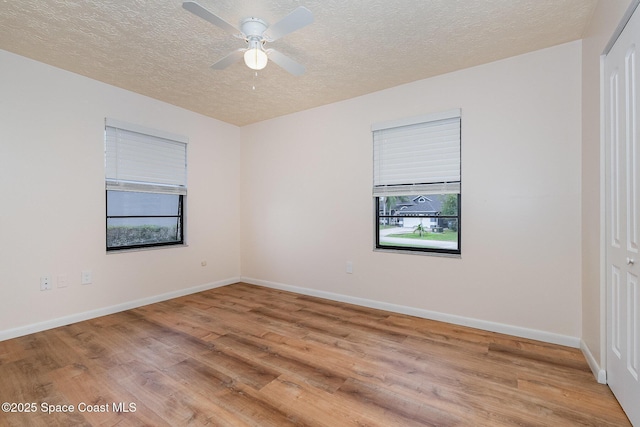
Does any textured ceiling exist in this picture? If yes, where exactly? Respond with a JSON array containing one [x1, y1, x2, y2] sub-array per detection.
[[0, 0, 597, 126]]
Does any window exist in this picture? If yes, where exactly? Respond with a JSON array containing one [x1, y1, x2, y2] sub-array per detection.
[[373, 109, 461, 255], [105, 119, 187, 251]]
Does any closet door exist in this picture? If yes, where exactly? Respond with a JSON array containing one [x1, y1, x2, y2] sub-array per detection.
[[605, 5, 640, 426]]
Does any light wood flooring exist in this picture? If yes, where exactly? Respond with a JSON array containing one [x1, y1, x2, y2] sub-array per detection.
[[0, 282, 631, 426]]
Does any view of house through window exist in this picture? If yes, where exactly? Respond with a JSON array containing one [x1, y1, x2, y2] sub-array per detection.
[[373, 109, 461, 255], [377, 194, 459, 252]]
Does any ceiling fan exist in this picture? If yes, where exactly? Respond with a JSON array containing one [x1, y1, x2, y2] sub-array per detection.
[[182, 1, 313, 76]]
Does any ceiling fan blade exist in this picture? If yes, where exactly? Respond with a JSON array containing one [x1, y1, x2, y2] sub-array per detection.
[[182, 1, 240, 36], [211, 49, 246, 69], [267, 49, 305, 76], [263, 6, 313, 42]]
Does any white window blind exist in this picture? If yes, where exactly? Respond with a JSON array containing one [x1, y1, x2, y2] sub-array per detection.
[[105, 119, 187, 195], [373, 109, 460, 197]]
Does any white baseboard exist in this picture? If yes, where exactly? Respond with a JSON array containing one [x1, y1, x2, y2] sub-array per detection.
[[0, 277, 240, 342], [241, 276, 581, 349], [581, 339, 607, 384]]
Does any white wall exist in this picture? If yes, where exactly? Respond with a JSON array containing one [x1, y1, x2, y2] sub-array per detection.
[[0, 50, 241, 337], [580, 0, 633, 373], [241, 41, 583, 342]]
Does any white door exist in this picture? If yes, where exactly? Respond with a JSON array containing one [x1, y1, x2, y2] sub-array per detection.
[[606, 5, 640, 426]]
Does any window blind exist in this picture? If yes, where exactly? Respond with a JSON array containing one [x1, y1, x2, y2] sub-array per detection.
[[105, 119, 187, 195], [372, 109, 460, 197]]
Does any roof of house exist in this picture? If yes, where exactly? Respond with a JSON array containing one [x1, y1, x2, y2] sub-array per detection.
[[395, 195, 443, 215]]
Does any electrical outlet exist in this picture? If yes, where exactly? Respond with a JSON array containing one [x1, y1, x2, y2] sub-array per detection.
[[40, 276, 52, 291], [346, 261, 353, 274], [81, 270, 92, 285]]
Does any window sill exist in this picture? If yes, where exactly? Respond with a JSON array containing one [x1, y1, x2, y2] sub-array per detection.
[[107, 244, 189, 254], [373, 248, 461, 258]]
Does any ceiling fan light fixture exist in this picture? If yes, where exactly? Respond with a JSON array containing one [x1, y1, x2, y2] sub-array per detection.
[[182, 2, 312, 76], [244, 42, 268, 70]]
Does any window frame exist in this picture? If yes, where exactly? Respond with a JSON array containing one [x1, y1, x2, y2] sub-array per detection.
[[372, 110, 461, 256], [104, 119, 187, 252]]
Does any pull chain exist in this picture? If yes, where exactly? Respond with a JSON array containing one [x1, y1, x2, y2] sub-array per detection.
[[252, 71, 258, 91]]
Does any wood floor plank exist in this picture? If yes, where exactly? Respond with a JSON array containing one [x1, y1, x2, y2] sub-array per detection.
[[516, 376, 631, 425], [195, 346, 282, 391], [45, 363, 167, 427], [114, 367, 218, 425], [0, 282, 631, 426], [215, 333, 348, 393], [259, 374, 403, 427]]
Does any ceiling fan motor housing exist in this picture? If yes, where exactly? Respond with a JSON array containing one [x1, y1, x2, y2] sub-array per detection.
[[241, 18, 268, 39]]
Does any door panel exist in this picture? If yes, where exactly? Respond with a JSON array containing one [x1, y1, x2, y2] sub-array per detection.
[[628, 274, 639, 380], [606, 5, 640, 425], [613, 266, 622, 359]]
